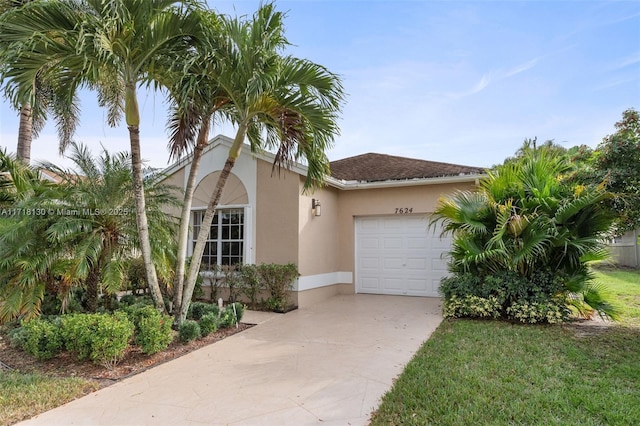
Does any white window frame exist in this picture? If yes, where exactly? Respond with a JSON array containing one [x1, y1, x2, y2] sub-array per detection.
[[190, 205, 250, 269]]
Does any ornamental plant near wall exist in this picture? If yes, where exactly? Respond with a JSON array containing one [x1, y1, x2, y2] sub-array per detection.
[[258, 263, 299, 312], [431, 147, 617, 321]]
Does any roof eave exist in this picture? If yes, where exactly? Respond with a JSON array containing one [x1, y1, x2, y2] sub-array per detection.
[[327, 173, 485, 190]]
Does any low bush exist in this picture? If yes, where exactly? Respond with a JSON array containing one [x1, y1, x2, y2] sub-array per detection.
[[7, 325, 30, 349], [62, 312, 134, 368], [122, 305, 174, 355], [188, 302, 219, 321], [258, 263, 299, 311], [19, 319, 64, 360], [238, 264, 262, 308], [443, 295, 502, 319], [118, 294, 138, 307], [199, 313, 219, 336], [441, 270, 570, 323], [228, 302, 244, 322], [179, 320, 201, 343], [506, 301, 570, 324], [221, 265, 242, 303], [218, 308, 237, 329]]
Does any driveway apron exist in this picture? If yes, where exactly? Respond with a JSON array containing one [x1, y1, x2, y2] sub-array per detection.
[[19, 294, 443, 426]]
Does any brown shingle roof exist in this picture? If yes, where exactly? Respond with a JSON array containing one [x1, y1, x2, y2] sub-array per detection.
[[330, 153, 484, 183]]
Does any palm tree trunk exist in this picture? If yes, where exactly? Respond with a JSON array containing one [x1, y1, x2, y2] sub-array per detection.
[[16, 103, 33, 164], [129, 125, 165, 312], [172, 118, 210, 317], [178, 124, 247, 324]]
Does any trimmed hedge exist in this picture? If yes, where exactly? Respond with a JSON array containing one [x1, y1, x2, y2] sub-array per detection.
[[61, 312, 134, 368]]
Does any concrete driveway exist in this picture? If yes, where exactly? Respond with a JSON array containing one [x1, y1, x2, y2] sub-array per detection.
[[19, 294, 443, 426]]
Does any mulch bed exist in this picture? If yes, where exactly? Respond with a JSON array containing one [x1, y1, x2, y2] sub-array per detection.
[[0, 323, 252, 389]]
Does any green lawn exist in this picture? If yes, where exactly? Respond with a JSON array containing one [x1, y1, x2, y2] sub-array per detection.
[[594, 267, 640, 327], [0, 371, 98, 425], [371, 268, 640, 426]]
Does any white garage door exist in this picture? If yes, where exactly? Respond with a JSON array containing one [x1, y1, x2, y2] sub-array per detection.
[[355, 215, 451, 297]]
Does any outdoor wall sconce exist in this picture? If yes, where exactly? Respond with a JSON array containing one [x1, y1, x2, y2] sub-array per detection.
[[312, 198, 321, 217]]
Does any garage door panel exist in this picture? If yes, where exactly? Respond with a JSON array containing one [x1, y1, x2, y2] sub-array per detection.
[[383, 257, 404, 270], [360, 256, 380, 270], [383, 218, 403, 230], [406, 278, 429, 292], [405, 257, 427, 270], [382, 278, 403, 291], [360, 237, 380, 250], [360, 277, 380, 291], [407, 237, 427, 249], [383, 238, 402, 249], [356, 216, 450, 297]]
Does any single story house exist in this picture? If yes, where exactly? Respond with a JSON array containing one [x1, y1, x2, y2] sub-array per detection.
[[162, 135, 485, 307]]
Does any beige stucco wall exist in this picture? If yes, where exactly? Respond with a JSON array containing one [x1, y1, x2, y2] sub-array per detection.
[[297, 181, 340, 276], [335, 182, 476, 275], [255, 159, 299, 265], [160, 167, 185, 220]]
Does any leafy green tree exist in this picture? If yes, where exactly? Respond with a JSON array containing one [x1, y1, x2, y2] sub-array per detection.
[[0, 0, 205, 311], [175, 3, 344, 324], [0, 0, 80, 163], [592, 109, 640, 234], [0, 144, 178, 323], [431, 148, 616, 317]]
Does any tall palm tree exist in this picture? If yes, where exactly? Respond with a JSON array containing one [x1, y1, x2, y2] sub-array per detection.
[[176, 3, 344, 323], [162, 9, 227, 316], [0, 0, 205, 311], [0, 144, 179, 323], [0, 0, 80, 164]]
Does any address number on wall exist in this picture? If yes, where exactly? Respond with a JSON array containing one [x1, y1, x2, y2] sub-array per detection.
[[395, 208, 413, 214]]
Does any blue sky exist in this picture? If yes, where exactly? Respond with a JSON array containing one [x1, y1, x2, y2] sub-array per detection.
[[0, 0, 638, 170]]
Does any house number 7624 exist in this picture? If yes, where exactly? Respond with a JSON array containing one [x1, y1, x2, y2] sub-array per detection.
[[395, 208, 413, 214]]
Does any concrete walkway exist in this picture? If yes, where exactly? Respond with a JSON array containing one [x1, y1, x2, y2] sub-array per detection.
[[19, 295, 443, 426]]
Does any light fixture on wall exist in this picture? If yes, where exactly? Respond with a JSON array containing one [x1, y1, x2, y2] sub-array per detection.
[[312, 198, 321, 217]]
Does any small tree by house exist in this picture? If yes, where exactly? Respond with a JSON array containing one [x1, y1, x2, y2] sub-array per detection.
[[431, 147, 617, 322]]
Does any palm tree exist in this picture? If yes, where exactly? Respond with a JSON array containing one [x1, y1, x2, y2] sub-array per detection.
[[162, 9, 227, 316], [0, 0, 205, 311], [431, 148, 616, 316], [175, 3, 344, 323], [0, 144, 179, 323], [0, 0, 80, 164]]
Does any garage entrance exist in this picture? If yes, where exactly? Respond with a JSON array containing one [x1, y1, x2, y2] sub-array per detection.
[[355, 215, 451, 297]]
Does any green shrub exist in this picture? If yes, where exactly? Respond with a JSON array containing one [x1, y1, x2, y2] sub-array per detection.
[[199, 313, 219, 336], [238, 264, 263, 308], [20, 319, 64, 360], [228, 302, 244, 322], [126, 257, 148, 294], [439, 273, 484, 299], [506, 301, 570, 324], [202, 264, 221, 302], [188, 302, 219, 320], [221, 265, 242, 303], [119, 294, 138, 307], [258, 263, 299, 311], [218, 308, 237, 329], [440, 270, 570, 323], [179, 320, 201, 343], [122, 305, 174, 355], [62, 312, 134, 367], [8, 326, 30, 349], [443, 295, 502, 319]]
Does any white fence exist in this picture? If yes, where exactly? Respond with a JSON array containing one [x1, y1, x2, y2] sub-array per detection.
[[609, 229, 640, 268]]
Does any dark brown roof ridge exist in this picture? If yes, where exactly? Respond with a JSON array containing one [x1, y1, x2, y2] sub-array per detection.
[[329, 152, 484, 183]]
